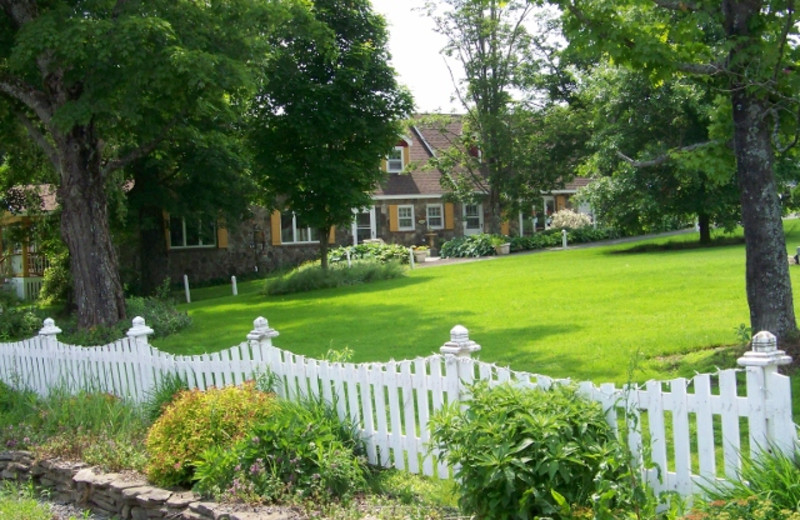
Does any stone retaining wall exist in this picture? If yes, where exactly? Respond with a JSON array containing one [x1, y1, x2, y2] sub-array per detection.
[[0, 450, 298, 520]]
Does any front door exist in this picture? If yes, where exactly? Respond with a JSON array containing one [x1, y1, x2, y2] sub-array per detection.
[[351, 207, 376, 245], [463, 204, 483, 235]]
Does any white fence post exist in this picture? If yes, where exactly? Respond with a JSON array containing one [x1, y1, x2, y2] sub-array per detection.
[[126, 316, 154, 348], [246, 316, 280, 387], [37, 318, 62, 395], [737, 330, 794, 457], [440, 325, 481, 404]]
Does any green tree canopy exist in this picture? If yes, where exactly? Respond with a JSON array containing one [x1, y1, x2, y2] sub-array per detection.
[[553, 0, 800, 338], [250, 0, 413, 267], [0, 0, 286, 327]]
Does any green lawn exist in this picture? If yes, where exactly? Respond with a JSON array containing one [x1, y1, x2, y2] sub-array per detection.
[[153, 221, 800, 386]]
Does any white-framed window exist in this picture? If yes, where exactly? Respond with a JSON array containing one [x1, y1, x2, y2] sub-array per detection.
[[397, 205, 415, 231], [426, 204, 444, 230], [280, 211, 319, 244], [170, 217, 216, 248], [387, 146, 404, 173]]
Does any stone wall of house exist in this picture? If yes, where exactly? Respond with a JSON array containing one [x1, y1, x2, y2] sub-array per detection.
[[0, 450, 298, 520], [373, 200, 462, 253], [166, 207, 353, 285]]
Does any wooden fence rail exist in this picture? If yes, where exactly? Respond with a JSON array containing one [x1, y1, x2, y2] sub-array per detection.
[[0, 316, 795, 498]]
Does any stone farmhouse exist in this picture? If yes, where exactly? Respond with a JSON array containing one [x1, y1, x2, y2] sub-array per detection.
[[0, 117, 593, 294]]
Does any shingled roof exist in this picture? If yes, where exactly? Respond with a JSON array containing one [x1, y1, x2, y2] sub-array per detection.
[[373, 114, 592, 199]]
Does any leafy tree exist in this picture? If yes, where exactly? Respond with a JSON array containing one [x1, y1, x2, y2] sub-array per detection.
[[554, 0, 800, 338], [0, 0, 280, 328], [576, 66, 741, 242], [425, 0, 570, 232], [250, 0, 413, 268]]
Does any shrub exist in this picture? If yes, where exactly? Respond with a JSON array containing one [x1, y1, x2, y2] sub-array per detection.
[[439, 234, 503, 258], [57, 296, 191, 346], [145, 383, 277, 488], [125, 296, 192, 338], [0, 291, 45, 341], [551, 209, 592, 230], [328, 242, 411, 265], [265, 260, 405, 295], [429, 382, 634, 519], [686, 449, 800, 519], [194, 396, 368, 504], [142, 372, 189, 424]]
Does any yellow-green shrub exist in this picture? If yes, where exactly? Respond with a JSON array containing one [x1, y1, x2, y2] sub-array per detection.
[[145, 382, 276, 488]]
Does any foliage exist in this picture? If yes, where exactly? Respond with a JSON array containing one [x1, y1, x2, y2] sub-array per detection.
[[145, 383, 277, 488], [429, 382, 636, 519], [125, 297, 192, 339], [264, 260, 405, 296], [423, 2, 570, 233], [0, 291, 46, 341], [688, 449, 800, 518], [550, 209, 592, 230], [571, 67, 741, 244], [54, 296, 191, 346], [0, 382, 149, 471], [439, 234, 502, 258], [0, 0, 288, 329], [142, 372, 189, 424], [328, 243, 411, 265], [0, 480, 53, 520], [39, 250, 72, 306], [509, 227, 621, 253], [194, 396, 368, 504], [250, 0, 413, 267], [554, 0, 800, 337]]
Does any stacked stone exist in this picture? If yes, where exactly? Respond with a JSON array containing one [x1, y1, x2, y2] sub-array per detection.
[[0, 450, 298, 520]]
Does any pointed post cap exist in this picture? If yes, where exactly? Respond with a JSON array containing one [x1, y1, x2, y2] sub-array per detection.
[[39, 318, 61, 336], [247, 316, 279, 341], [440, 324, 481, 357], [127, 316, 154, 338], [738, 330, 792, 367]]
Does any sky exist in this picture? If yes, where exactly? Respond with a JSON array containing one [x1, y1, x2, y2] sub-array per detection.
[[370, 0, 463, 113]]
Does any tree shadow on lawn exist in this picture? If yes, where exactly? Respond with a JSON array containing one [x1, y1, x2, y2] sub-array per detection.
[[266, 301, 579, 371], [607, 236, 745, 256]]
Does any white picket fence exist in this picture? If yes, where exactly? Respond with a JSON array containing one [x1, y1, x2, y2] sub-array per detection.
[[0, 316, 796, 498]]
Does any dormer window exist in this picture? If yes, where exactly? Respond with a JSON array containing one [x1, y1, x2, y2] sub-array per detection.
[[387, 146, 404, 173]]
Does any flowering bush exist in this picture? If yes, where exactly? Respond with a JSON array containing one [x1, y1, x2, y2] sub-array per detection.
[[550, 209, 592, 230], [193, 397, 368, 504], [145, 383, 277, 488]]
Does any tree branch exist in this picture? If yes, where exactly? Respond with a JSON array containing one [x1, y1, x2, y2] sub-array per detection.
[[15, 111, 59, 169], [101, 114, 182, 176], [0, 76, 54, 127], [0, 0, 37, 28], [616, 140, 720, 168], [651, 0, 699, 11]]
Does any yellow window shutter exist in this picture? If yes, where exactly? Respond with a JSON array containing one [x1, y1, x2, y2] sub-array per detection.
[[403, 145, 410, 166], [501, 220, 510, 236], [270, 210, 282, 246], [328, 226, 336, 244], [444, 203, 454, 230], [389, 205, 398, 232], [217, 226, 229, 249], [163, 210, 171, 250]]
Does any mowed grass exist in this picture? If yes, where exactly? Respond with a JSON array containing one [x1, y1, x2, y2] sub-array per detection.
[[153, 220, 800, 385]]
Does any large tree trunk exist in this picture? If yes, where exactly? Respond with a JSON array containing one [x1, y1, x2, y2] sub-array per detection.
[[731, 89, 796, 339], [58, 126, 126, 329], [138, 204, 170, 296], [725, 0, 796, 339], [697, 212, 711, 244]]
